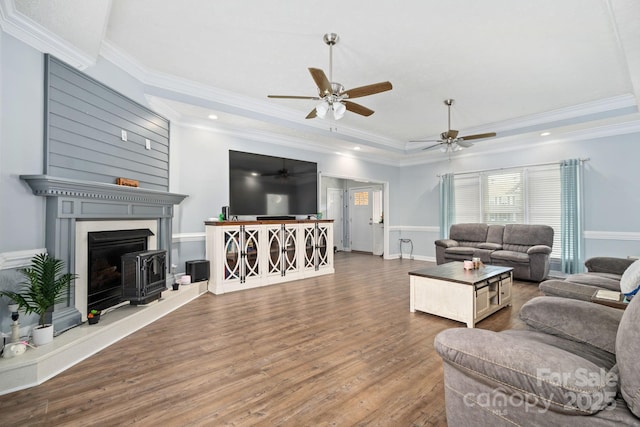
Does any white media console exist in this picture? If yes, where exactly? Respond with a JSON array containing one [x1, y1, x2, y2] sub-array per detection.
[[204, 219, 334, 294]]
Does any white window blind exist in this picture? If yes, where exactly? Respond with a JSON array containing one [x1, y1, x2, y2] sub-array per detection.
[[453, 164, 561, 258]]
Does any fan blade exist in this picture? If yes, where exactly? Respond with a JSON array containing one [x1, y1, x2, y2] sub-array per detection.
[[340, 81, 392, 99], [459, 132, 497, 141], [305, 108, 317, 119], [344, 100, 374, 117], [409, 138, 441, 143], [456, 140, 474, 148], [309, 68, 333, 96], [422, 142, 445, 151], [268, 95, 319, 100]]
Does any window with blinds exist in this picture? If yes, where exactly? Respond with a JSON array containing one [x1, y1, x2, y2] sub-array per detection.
[[453, 164, 561, 258]]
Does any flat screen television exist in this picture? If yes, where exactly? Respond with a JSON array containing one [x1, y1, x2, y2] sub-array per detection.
[[229, 150, 318, 217]]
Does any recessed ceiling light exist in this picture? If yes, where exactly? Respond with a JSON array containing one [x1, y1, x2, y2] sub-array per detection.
[[208, 114, 218, 120], [540, 132, 551, 136]]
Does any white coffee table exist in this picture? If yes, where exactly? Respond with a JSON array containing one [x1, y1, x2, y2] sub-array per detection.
[[409, 262, 513, 328]]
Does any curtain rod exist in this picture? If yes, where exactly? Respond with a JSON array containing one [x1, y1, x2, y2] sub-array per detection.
[[436, 157, 590, 178]]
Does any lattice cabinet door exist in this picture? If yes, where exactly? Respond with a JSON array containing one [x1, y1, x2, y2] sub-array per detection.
[[301, 223, 317, 270], [316, 223, 331, 268], [241, 225, 261, 283], [266, 225, 283, 276], [222, 227, 241, 282]]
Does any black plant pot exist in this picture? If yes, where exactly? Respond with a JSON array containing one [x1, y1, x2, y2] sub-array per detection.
[[172, 283, 180, 291], [88, 314, 100, 324]]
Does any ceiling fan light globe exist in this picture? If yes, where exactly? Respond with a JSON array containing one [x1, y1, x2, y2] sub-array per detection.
[[316, 102, 329, 118], [333, 102, 346, 120]]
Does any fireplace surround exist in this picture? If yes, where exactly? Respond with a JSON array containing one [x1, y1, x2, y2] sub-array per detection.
[[20, 175, 187, 330]]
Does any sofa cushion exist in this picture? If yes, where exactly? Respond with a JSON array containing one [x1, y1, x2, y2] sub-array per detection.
[[486, 224, 505, 244], [539, 279, 605, 302], [586, 257, 635, 275], [616, 294, 640, 417], [449, 223, 488, 243], [491, 250, 530, 264], [565, 273, 622, 292], [444, 246, 476, 257], [519, 296, 623, 354], [503, 224, 554, 247]]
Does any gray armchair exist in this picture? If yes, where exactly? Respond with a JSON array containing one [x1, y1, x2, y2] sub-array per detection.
[[435, 295, 640, 425]]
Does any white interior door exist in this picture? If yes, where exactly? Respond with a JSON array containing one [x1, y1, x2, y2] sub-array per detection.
[[349, 187, 373, 252], [327, 188, 344, 251]]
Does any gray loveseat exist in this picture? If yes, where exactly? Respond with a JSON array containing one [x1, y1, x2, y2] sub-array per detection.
[[435, 223, 554, 281], [540, 256, 635, 301], [435, 295, 640, 425]]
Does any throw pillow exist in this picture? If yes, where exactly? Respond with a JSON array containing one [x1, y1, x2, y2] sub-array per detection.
[[620, 259, 640, 298]]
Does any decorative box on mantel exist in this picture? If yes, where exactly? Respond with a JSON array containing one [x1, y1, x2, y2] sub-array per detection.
[[20, 174, 188, 332]]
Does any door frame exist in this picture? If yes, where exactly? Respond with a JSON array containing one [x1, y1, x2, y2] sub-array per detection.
[[319, 172, 390, 259], [326, 187, 344, 251]]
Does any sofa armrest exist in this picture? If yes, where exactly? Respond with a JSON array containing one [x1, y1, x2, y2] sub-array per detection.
[[435, 239, 458, 249], [585, 257, 634, 275], [434, 328, 617, 414], [519, 296, 623, 354], [527, 244, 552, 255]]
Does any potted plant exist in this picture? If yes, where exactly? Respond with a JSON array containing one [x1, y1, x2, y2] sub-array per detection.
[[87, 309, 101, 324], [0, 253, 76, 346]]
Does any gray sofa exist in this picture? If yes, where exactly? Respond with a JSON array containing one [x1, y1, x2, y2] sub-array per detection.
[[435, 295, 640, 425], [540, 256, 635, 301], [435, 223, 554, 281]]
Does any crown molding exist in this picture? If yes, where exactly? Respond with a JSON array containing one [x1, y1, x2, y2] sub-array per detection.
[[0, 0, 94, 69], [100, 39, 406, 153], [398, 112, 640, 167], [404, 94, 637, 152]]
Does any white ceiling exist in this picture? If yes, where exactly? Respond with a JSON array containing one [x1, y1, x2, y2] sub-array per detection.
[[4, 0, 640, 164]]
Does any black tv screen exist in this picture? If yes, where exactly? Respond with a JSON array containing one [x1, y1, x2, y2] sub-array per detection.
[[229, 150, 318, 217]]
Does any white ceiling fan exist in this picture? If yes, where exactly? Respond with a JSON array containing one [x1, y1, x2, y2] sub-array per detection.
[[411, 99, 497, 153]]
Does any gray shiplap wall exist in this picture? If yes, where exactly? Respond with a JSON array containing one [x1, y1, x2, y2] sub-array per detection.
[[44, 55, 169, 191]]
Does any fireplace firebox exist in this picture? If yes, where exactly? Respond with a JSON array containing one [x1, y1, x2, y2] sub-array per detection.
[[88, 229, 162, 311]]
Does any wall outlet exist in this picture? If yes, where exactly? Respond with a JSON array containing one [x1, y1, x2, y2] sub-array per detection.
[[121, 130, 127, 141]]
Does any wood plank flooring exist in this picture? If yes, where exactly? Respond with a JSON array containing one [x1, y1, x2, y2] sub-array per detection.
[[0, 253, 541, 426]]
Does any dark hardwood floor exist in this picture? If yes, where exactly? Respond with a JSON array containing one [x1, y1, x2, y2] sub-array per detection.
[[0, 252, 541, 426]]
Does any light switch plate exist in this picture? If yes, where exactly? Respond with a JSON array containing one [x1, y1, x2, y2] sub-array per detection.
[[145, 139, 151, 150], [121, 130, 127, 141]]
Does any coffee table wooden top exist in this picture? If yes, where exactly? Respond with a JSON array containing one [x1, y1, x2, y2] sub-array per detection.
[[409, 262, 513, 286]]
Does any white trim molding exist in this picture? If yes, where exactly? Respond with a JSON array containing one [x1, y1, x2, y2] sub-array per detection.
[[0, 248, 47, 270], [584, 231, 640, 241], [172, 232, 206, 243], [388, 225, 440, 233]]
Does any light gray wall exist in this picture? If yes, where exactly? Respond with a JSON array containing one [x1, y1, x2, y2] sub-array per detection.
[[0, 33, 46, 253], [394, 134, 640, 261], [2, 27, 640, 311], [168, 125, 399, 269]]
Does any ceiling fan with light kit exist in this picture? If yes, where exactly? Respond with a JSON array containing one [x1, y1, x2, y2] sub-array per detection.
[[268, 33, 393, 120], [411, 99, 497, 153]]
